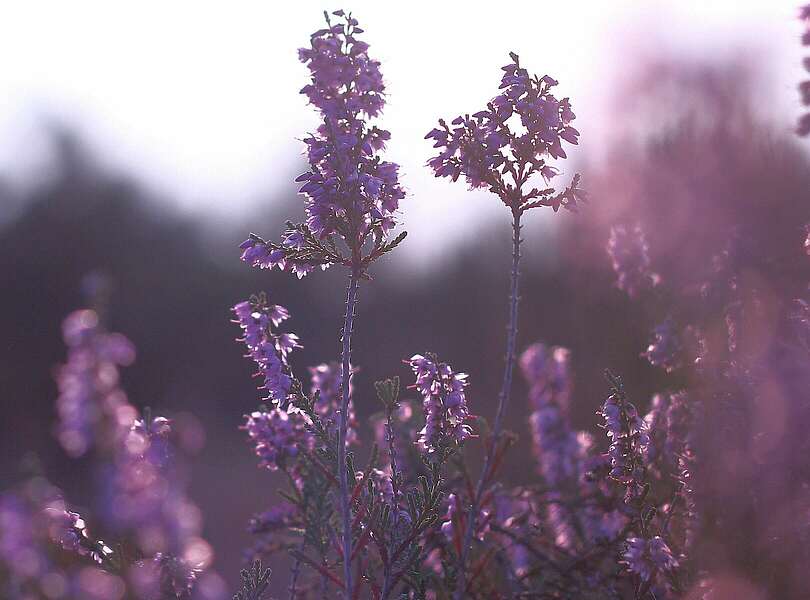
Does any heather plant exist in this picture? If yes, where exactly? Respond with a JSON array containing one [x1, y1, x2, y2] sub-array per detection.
[[425, 50, 585, 599], [0, 304, 221, 599], [7, 8, 810, 600]]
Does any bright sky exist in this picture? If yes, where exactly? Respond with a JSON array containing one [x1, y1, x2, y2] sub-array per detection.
[[0, 1, 804, 265]]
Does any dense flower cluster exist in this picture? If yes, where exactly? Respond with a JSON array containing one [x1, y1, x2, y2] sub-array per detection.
[[422, 50, 586, 600], [242, 408, 312, 472], [106, 414, 209, 571], [607, 224, 660, 299], [426, 52, 584, 212], [622, 536, 678, 583], [54, 309, 136, 457], [44, 504, 113, 564], [520, 344, 628, 550], [297, 11, 403, 238], [0, 476, 211, 600], [643, 318, 687, 373], [240, 10, 404, 279], [520, 344, 579, 486], [407, 353, 474, 453], [17, 8, 810, 600], [643, 391, 696, 472], [233, 294, 301, 407], [599, 374, 649, 503]]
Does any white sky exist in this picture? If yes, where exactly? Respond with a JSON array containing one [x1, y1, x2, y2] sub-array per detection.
[[0, 1, 804, 265]]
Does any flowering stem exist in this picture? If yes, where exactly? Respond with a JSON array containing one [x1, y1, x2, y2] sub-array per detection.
[[337, 267, 360, 599], [455, 208, 522, 599]]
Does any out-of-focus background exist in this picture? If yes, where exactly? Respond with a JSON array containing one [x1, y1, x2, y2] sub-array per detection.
[[2, 0, 809, 593]]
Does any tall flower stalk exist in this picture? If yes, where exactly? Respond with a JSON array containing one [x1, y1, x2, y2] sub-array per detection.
[[426, 52, 584, 596], [238, 10, 405, 597]]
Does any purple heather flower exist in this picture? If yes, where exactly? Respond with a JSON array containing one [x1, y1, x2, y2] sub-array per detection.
[[106, 413, 210, 565], [642, 318, 682, 373], [43, 503, 113, 564], [233, 294, 301, 407], [248, 503, 297, 535], [599, 376, 649, 504], [519, 343, 572, 412], [426, 53, 584, 212], [243, 407, 313, 472], [520, 344, 600, 548], [241, 12, 404, 275], [622, 536, 678, 583], [607, 224, 660, 299], [0, 492, 50, 582], [55, 309, 136, 457], [492, 494, 533, 577], [407, 353, 474, 453], [309, 361, 358, 446], [642, 391, 697, 473], [519, 344, 579, 487]]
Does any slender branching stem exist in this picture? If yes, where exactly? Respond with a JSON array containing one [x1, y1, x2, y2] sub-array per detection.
[[288, 550, 303, 600], [454, 208, 522, 599], [337, 267, 360, 599]]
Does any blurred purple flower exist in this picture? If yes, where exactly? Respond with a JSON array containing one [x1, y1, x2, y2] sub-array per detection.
[[55, 309, 136, 457], [622, 536, 678, 584], [599, 374, 649, 503], [642, 318, 682, 373], [241, 11, 404, 277], [607, 224, 660, 299]]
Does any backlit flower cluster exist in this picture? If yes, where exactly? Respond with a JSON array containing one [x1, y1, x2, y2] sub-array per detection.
[[425, 52, 583, 212], [622, 536, 678, 584], [519, 344, 579, 487], [106, 415, 209, 569], [240, 10, 404, 277], [44, 503, 113, 564], [520, 344, 627, 549], [643, 391, 695, 473], [55, 309, 136, 457], [607, 224, 660, 299], [407, 354, 473, 453], [243, 408, 312, 472], [233, 294, 301, 407], [599, 376, 649, 503]]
